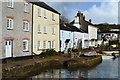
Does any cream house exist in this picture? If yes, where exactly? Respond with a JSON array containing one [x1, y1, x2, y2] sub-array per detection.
[[32, 2, 60, 54]]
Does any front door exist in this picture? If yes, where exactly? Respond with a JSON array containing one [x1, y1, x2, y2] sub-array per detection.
[[5, 40, 13, 57]]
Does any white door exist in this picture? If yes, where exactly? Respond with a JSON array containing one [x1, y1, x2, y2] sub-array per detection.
[[48, 41, 51, 49], [5, 40, 12, 57]]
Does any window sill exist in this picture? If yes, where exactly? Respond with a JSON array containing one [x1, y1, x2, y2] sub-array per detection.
[[7, 6, 14, 9], [52, 19, 55, 21], [24, 30, 29, 32], [44, 33, 47, 34], [24, 11, 29, 14], [44, 17, 47, 19], [23, 50, 29, 52], [7, 28, 13, 30], [38, 32, 42, 34], [52, 33, 55, 35], [38, 15, 41, 17]]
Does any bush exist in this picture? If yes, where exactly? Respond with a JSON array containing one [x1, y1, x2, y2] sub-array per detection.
[[39, 49, 57, 57]]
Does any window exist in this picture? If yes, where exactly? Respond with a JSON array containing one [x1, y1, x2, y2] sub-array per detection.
[[48, 41, 51, 49], [37, 24, 41, 33], [23, 40, 28, 51], [7, 0, 13, 8], [52, 40, 55, 48], [7, 18, 13, 29], [44, 10, 46, 18], [38, 8, 41, 17], [23, 21, 29, 31], [52, 13, 55, 21], [38, 41, 41, 49], [44, 25, 47, 34], [24, 3, 29, 12], [52, 27, 55, 34], [43, 41, 46, 49]]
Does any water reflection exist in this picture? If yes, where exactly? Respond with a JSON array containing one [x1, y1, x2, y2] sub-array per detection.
[[31, 57, 119, 79]]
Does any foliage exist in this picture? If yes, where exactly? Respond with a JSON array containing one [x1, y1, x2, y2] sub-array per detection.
[[60, 16, 69, 24], [39, 49, 57, 57]]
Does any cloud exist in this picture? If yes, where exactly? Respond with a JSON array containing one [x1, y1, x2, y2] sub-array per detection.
[[83, 2, 118, 24], [48, 2, 118, 24], [47, 2, 80, 21]]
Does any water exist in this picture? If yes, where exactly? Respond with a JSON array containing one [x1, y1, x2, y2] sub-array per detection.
[[30, 57, 119, 79]]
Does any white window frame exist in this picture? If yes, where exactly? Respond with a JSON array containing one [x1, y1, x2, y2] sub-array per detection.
[[44, 10, 47, 18], [7, 18, 13, 29], [23, 21, 29, 31], [44, 25, 47, 34], [52, 13, 55, 21], [43, 41, 46, 49], [52, 40, 55, 49], [7, 0, 13, 8], [52, 26, 55, 34], [38, 8, 41, 17], [24, 2, 29, 13], [38, 41, 41, 49], [37, 24, 41, 33], [23, 40, 29, 51]]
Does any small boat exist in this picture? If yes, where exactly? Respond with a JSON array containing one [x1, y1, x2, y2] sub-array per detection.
[[102, 55, 114, 59], [102, 51, 119, 54]]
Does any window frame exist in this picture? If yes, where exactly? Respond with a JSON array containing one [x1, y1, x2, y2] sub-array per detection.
[[38, 8, 41, 17], [37, 40, 41, 50], [43, 41, 46, 49], [52, 13, 55, 21], [52, 40, 55, 49], [7, 0, 13, 8], [24, 2, 29, 13], [22, 40, 29, 51], [7, 18, 13, 30], [44, 10, 47, 18], [52, 26, 55, 34], [23, 21, 29, 31], [37, 24, 41, 34], [44, 25, 47, 34]]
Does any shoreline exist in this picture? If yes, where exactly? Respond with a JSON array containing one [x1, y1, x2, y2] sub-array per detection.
[[2, 55, 102, 78]]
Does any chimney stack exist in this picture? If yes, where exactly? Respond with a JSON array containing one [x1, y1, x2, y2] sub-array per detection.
[[89, 19, 91, 23]]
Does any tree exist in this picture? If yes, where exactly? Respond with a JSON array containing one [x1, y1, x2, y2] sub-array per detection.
[[60, 16, 69, 24]]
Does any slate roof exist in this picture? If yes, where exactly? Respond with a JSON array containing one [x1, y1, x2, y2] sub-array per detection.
[[70, 19, 92, 33], [30, 1, 60, 14], [60, 24, 84, 33]]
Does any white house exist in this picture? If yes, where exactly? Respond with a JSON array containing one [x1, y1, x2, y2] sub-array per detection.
[[88, 25, 98, 47]]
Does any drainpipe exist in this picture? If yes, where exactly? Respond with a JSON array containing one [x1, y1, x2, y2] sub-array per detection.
[[31, 4, 33, 55]]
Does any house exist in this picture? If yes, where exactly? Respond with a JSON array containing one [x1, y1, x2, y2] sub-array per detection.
[[60, 24, 74, 53], [88, 25, 98, 47], [0, 0, 32, 59], [60, 23, 84, 53], [71, 11, 98, 49], [94, 24, 120, 47], [32, 2, 60, 54]]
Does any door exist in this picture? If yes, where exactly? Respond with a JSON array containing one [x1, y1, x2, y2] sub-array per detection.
[[48, 41, 51, 49], [5, 40, 13, 57]]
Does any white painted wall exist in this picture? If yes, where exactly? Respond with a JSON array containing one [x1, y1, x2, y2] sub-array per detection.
[[88, 25, 98, 47]]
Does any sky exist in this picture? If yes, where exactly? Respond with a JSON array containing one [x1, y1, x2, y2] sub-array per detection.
[[47, 1, 119, 24]]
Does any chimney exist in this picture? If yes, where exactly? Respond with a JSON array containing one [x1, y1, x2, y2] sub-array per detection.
[[83, 15, 85, 20], [77, 11, 81, 16], [89, 19, 91, 23]]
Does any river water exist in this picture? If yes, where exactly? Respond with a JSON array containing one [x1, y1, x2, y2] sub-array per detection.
[[29, 57, 120, 79]]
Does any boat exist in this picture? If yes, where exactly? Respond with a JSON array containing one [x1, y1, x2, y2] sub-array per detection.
[[102, 51, 119, 55], [102, 55, 114, 59]]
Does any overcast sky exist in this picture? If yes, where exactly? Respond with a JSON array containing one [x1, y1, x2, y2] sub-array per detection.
[[47, 1, 119, 24]]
